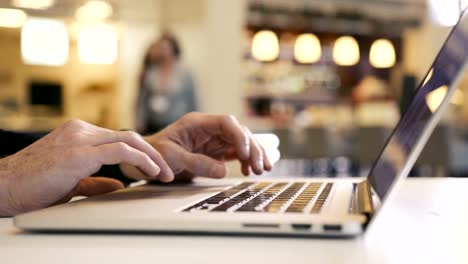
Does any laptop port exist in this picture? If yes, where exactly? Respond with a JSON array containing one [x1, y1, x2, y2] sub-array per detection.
[[291, 224, 312, 230], [243, 223, 280, 229], [323, 224, 342, 232]]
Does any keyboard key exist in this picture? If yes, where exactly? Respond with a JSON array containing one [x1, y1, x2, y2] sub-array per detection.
[[263, 183, 305, 213], [182, 182, 253, 211], [236, 183, 288, 212], [285, 183, 321, 213], [182, 181, 333, 214], [211, 182, 272, 212], [310, 183, 333, 213]]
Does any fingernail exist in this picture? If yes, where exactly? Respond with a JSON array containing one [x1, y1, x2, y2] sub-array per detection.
[[152, 166, 161, 178], [213, 163, 227, 178], [243, 144, 250, 159], [257, 160, 263, 169], [162, 170, 175, 182]]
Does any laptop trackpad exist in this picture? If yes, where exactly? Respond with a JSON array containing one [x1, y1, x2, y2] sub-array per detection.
[[76, 182, 231, 204]]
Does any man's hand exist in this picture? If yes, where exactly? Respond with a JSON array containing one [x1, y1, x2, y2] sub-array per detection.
[[120, 113, 272, 181], [0, 119, 173, 216]]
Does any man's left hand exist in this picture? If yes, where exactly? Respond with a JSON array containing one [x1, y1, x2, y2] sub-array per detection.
[[120, 112, 272, 181]]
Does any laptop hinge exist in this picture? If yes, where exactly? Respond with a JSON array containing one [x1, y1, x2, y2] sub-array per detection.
[[350, 180, 375, 218]]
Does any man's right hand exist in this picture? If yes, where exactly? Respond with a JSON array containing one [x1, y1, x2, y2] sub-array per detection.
[[0, 119, 173, 217]]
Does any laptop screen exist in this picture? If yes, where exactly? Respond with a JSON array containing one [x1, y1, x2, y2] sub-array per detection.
[[368, 11, 468, 200]]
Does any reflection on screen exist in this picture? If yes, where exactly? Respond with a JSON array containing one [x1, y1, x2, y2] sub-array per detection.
[[368, 12, 468, 199]]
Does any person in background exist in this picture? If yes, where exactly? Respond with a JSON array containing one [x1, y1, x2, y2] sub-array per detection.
[[136, 33, 198, 134]]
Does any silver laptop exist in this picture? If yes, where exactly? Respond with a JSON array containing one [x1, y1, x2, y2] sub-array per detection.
[[14, 11, 468, 237]]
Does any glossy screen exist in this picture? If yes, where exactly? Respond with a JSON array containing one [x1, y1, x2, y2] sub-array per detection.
[[368, 12, 468, 199]]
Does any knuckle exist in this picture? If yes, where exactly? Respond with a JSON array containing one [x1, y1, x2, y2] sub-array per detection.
[[63, 119, 87, 131], [115, 142, 130, 152], [224, 114, 237, 124], [142, 153, 152, 163], [179, 112, 199, 127], [124, 131, 141, 141], [64, 119, 83, 127], [182, 112, 199, 122], [137, 152, 152, 166], [186, 111, 200, 118], [228, 114, 238, 122]]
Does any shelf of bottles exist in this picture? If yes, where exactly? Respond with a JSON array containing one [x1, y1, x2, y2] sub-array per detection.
[[242, 2, 421, 119]]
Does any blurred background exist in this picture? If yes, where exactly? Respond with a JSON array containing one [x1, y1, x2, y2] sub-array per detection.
[[0, 0, 467, 178]]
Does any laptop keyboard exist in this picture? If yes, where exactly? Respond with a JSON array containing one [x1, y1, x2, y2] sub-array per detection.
[[182, 182, 334, 214]]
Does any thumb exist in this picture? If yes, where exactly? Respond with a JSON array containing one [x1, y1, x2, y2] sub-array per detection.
[[182, 151, 227, 179], [55, 177, 124, 205]]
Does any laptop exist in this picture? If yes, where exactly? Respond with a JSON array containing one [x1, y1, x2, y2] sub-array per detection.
[[14, 11, 468, 237]]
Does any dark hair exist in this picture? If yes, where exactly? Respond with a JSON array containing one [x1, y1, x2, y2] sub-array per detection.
[[160, 33, 181, 59], [139, 33, 181, 87]]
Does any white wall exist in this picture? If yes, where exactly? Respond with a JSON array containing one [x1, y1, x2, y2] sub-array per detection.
[[403, 17, 452, 81], [202, 0, 246, 118], [160, 0, 247, 117], [117, 0, 162, 129]]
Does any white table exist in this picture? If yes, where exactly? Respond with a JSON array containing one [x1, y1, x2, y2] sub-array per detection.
[[1, 178, 467, 264]]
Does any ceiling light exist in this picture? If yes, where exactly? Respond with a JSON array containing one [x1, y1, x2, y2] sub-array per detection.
[[12, 0, 54, 10], [333, 36, 360, 66], [294, 33, 321, 64], [21, 18, 69, 66], [369, 39, 396, 68], [76, 1, 113, 23], [251, 30, 279, 62], [78, 24, 118, 65], [0, 8, 27, 28]]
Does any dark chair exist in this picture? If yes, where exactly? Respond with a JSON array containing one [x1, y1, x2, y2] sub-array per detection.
[[416, 125, 452, 177]]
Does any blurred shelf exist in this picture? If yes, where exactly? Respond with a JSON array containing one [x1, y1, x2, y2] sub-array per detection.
[[0, 114, 67, 132], [246, 93, 339, 106]]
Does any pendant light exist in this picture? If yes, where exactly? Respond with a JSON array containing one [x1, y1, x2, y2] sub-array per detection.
[[333, 36, 360, 66], [251, 30, 279, 62]]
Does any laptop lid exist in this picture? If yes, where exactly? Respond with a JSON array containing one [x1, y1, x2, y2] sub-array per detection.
[[367, 11, 468, 206]]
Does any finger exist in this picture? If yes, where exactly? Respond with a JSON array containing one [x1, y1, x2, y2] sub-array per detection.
[[175, 145, 227, 178], [219, 147, 238, 161], [55, 177, 124, 204], [92, 130, 174, 181], [91, 142, 161, 179], [185, 153, 227, 178], [243, 127, 264, 175], [119, 162, 152, 181], [245, 128, 272, 171], [196, 114, 250, 160], [241, 160, 250, 176], [76, 177, 124, 197], [258, 142, 273, 171]]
